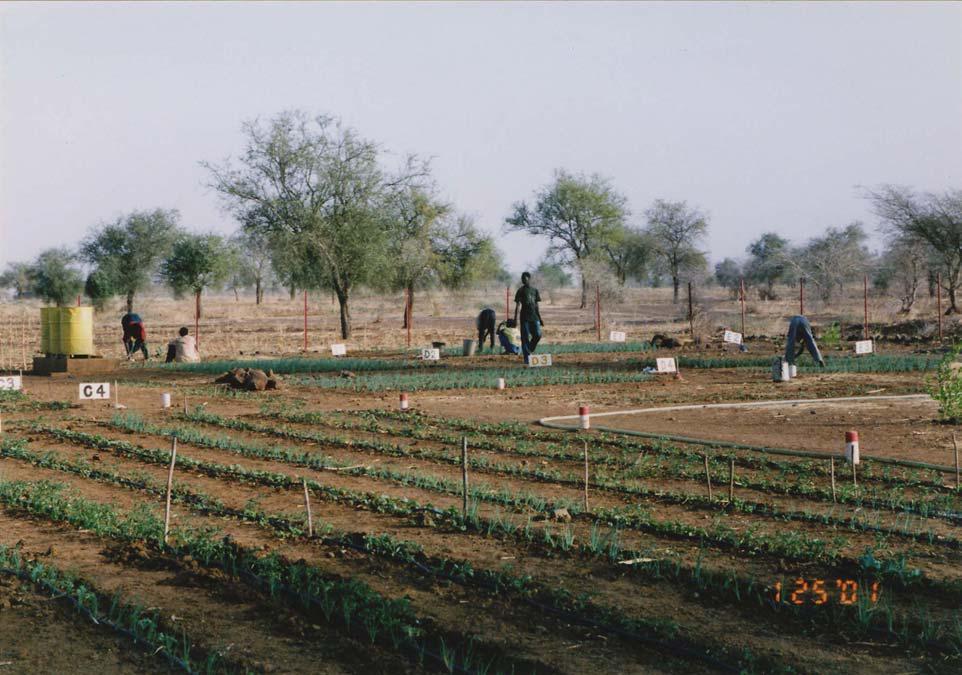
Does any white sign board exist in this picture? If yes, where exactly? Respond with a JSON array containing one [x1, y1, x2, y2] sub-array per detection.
[[528, 353, 553, 367], [723, 330, 743, 345], [656, 357, 677, 373], [854, 340, 874, 355], [609, 330, 626, 342], [331, 343, 347, 357], [0, 375, 22, 391], [420, 348, 441, 361], [79, 382, 110, 400]]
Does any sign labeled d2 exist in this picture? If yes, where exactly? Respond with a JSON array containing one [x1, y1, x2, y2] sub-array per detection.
[[656, 357, 677, 373], [0, 375, 22, 391], [331, 343, 347, 357], [609, 330, 626, 343], [854, 340, 874, 355], [528, 353, 553, 367], [723, 330, 743, 345], [79, 382, 110, 400], [421, 348, 441, 361]]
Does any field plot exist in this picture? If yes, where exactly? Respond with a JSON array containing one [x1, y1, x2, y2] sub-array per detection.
[[0, 333, 960, 675]]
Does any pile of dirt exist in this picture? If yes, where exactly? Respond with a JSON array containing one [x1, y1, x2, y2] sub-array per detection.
[[214, 368, 282, 391]]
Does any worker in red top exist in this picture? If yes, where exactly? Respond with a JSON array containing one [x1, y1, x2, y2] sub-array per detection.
[[121, 312, 149, 360]]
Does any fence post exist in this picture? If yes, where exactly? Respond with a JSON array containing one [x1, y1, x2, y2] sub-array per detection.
[[303, 290, 308, 351], [728, 457, 735, 503], [799, 278, 805, 315], [583, 440, 590, 512], [461, 437, 469, 517], [505, 286, 510, 320], [688, 282, 695, 338], [195, 292, 200, 348], [938, 273, 943, 344], [163, 437, 178, 544], [703, 453, 712, 501], [302, 477, 314, 537], [863, 275, 869, 340], [830, 457, 837, 503], [405, 288, 412, 348], [739, 277, 746, 336], [954, 433, 960, 491], [596, 286, 601, 341]]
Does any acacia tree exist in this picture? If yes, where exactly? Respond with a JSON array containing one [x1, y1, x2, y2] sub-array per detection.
[[0, 262, 32, 298], [505, 170, 627, 308], [867, 185, 962, 313], [204, 111, 427, 338], [790, 223, 870, 302], [230, 225, 274, 304], [80, 209, 180, 312], [160, 233, 235, 318], [745, 232, 789, 300], [875, 235, 928, 314], [714, 258, 743, 299], [601, 225, 652, 285], [29, 248, 84, 306], [644, 200, 709, 303]]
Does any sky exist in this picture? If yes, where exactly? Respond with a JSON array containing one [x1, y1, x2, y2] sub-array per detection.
[[1, 1, 960, 274]]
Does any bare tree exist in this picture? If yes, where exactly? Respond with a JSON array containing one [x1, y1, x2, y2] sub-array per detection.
[[875, 235, 928, 314], [644, 200, 709, 303], [788, 223, 871, 302], [867, 185, 962, 314]]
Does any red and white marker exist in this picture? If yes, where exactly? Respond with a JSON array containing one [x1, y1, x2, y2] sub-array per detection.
[[399, 393, 409, 411], [496, 378, 506, 390], [845, 430, 860, 465], [579, 405, 590, 430]]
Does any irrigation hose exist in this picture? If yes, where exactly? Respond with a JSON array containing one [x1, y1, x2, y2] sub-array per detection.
[[539, 394, 962, 475]]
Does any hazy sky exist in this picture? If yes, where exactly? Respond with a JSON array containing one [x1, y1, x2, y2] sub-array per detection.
[[2, 1, 960, 273]]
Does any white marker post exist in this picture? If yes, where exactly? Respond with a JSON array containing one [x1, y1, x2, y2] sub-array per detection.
[[656, 357, 677, 374], [723, 330, 743, 345], [496, 377, 506, 390], [527, 354, 553, 367], [609, 331, 626, 343], [579, 405, 590, 430], [399, 392, 410, 411], [845, 430, 860, 465], [79, 382, 110, 401], [855, 340, 874, 355], [331, 343, 347, 357], [421, 348, 440, 361]]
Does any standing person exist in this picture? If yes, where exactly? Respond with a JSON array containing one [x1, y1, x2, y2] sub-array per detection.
[[513, 271, 545, 363], [476, 308, 496, 353], [120, 312, 149, 361], [165, 327, 201, 363], [785, 315, 825, 366]]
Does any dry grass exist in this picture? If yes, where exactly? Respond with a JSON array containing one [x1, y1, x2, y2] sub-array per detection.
[[0, 283, 952, 369]]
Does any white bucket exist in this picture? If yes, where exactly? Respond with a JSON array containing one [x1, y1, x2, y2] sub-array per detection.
[[496, 378, 506, 390], [463, 339, 476, 356], [789, 364, 797, 378], [161, 392, 171, 409]]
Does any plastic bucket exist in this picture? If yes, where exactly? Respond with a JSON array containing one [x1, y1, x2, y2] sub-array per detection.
[[161, 392, 171, 409], [463, 339, 476, 356]]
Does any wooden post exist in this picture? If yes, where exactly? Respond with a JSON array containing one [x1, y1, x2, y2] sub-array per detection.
[[405, 288, 412, 348], [461, 436, 469, 517], [938, 273, 944, 344], [799, 278, 805, 316], [20, 311, 26, 372], [687, 282, 695, 338], [194, 292, 200, 348], [954, 433, 960, 491], [183, 395, 188, 415], [303, 290, 308, 351], [863, 275, 869, 340], [728, 457, 735, 503], [0, 411, 4, 435], [739, 277, 746, 336], [703, 453, 712, 501], [596, 286, 602, 341], [113, 380, 119, 408], [77, 294, 81, 306], [852, 460, 857, 488], [830, 457, 837, 503], [163, 437, 178, 544], [583, 440, 589, 512], [302, 477, 314, 537], [505, 286, 510, 320]]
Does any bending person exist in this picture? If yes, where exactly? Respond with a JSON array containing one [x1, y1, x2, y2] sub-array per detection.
[[121, 312, 148, 361], [785, 315, 825, 366], [476, 308, 496, 353]]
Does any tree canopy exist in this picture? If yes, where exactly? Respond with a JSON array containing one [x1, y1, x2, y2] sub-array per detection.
[[160, 233, 235, 317], [29, 248, 84, 306], [644, 199, 709, 303]]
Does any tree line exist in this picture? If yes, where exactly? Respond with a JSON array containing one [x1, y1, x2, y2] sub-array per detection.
[[2, 109, 960, 336]]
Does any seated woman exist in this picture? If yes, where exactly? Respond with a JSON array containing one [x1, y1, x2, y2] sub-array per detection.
[[496, 320, 522, 356], [165, 327, 201, 363]]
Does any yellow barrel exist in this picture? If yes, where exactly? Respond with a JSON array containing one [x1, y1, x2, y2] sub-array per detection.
[[40, 307, 51, 354], [48, 308, 62, 356], [57, 306, 94, 356]]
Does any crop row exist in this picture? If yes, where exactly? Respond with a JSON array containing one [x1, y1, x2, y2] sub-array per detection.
[[83, 417, 960, 578], [5, 434, 959, 660], [627, 354, 941, 373]]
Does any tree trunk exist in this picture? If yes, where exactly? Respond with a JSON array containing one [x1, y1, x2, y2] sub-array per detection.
[[672, 276, 680, 303], [928, 270, 937, 298], [580, 277, 587, 309], [233, 287, 239, 301], [126, 289, 135, 313], [948, 285, 958, 315], [288, 285, 296, 301], [195, 290, 202, 319], [336, 288, 351, 339], [255, 279, 263, 305], [402, 283, 414, 329]]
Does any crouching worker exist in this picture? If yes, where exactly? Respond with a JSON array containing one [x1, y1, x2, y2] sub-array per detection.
[[121, 312, 148, 361], [785, 315, 825, 367], [476, 307, 496, 353], [166, 327, 201, 363], [497, 320, 522, 355]]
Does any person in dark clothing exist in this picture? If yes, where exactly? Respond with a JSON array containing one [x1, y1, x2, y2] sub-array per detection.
[[785, 315, 825, 366], [513, 272, 545, 362], [121, 312, 149, 361], [476, 308, 496, 353]]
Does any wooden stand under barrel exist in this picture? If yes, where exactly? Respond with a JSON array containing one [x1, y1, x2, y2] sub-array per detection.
[[33, 306, 121, 376]]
